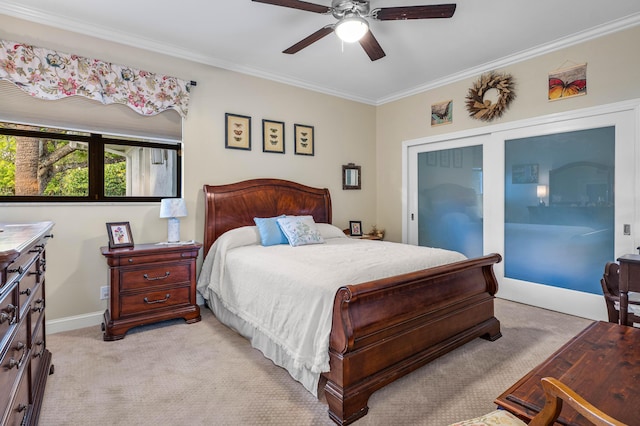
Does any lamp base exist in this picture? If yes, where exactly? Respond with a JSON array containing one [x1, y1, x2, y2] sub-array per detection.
[[167, 217, 181, 243]]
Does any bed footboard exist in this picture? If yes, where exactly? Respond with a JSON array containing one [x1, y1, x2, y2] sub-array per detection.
[[322, 253, 502, 425]]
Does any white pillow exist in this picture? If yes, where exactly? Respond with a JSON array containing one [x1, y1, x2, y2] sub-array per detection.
[[316, 223, 349, 240], [276, 215, 325, 247]]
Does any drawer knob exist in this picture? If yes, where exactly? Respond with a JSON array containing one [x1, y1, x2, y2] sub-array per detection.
[[143, 272, 170, 281], [143, 294, 171, 304], [20, 288, 32, 296]]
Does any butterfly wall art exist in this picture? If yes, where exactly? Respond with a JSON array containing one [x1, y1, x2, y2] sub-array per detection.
[[431, 100, 453, 126], [548, 63, 587, 101], [225, 113, 252, 150], [294, 124, 314, 156], [262, 119, 285, 154]]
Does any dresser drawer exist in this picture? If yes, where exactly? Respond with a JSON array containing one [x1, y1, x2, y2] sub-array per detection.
[[120, 286, 190, 316], [0, 318, 28, 415], [119, 263, 191, 291], [18, 261, 39, 312], [30, 318, 46, 393], [29, 283, 45, 337], [0, 287, 17, 346], [4, 370, 30, 426], [111, 249, 198, 267]]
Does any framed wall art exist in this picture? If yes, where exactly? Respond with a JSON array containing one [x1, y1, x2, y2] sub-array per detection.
[[106, 222, 134, 249], [262, 119, 285, 154], [548, 63, 587, 101], [294, 124, 314, 156], [225, 113, 251, 150], [431, 100, 453, 126], [512, 163, 539, 184]]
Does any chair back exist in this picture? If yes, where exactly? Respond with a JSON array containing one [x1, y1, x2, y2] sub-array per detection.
[[616, 254, 640, 326]]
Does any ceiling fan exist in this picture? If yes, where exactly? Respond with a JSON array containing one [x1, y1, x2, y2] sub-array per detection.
[[252, 0, 456, 61]]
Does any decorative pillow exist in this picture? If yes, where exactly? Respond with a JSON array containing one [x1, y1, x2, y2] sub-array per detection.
[[316, 223, 349, 240], [253, 215, 288, 246], [276, 215, 325, 247]]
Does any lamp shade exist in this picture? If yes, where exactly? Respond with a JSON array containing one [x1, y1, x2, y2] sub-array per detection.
[[335, 14, 369, 43], [536, 185, 548, 198], [159, 198, 187, 218]]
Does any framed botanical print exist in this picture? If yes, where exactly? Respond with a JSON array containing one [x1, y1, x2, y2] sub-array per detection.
[[106, 222, 134, 249], [225, 113, 251, 150], [262, 119, 285, 154], [294, 124, 314, 156]]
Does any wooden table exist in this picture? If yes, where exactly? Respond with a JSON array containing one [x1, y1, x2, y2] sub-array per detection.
[[495, 321, 640, 425]]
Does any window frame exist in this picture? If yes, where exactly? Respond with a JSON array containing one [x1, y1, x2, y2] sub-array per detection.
[[0, 125, 182, 202]]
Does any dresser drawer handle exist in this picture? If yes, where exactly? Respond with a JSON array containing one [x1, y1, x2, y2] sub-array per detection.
[[143, 272, 170, 281], [20, 288, 31, 296], [33, 340, 45, 358], [0, 304, 17, 324], [8, 265, 24, 274], [143, 294, 171, 304], [7, 341, 27, 370]]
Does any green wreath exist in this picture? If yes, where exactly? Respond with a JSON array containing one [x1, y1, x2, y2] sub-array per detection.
[[465, 72, 515, 121]]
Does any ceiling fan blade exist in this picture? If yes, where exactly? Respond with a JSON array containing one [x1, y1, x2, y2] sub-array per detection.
[[359, 31, 386, 61], [372, 4, 456, 20], [283, 26, 334, 54], [252, 0, 331, 14]]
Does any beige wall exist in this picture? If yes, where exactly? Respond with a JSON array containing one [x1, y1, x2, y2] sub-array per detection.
[[2, 13, 639, 328], [377, 25, 640, 242], [0, 15, 376, 324]]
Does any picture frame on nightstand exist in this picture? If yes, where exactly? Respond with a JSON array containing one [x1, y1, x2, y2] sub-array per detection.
[[106, 222, 134, 249], [349, 221, 363, 237]]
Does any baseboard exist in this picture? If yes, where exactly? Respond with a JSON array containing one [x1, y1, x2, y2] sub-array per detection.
[[47, 293, 207, 335], [46, 310, 104, 335]]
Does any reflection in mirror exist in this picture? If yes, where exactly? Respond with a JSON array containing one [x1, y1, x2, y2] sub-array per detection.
[[342, 163, 361, 190]]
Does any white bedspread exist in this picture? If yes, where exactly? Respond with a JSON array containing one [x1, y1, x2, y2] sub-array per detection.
[[197, 224, 466, 395]]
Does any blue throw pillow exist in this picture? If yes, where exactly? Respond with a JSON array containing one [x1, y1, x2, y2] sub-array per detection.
[[254, 215, 288, 246]]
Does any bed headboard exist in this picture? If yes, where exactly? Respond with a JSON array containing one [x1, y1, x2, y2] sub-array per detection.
[[202, 178, 332, 257]]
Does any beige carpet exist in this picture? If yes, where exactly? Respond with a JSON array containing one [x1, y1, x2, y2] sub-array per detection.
[[39, 299, 593, 425]]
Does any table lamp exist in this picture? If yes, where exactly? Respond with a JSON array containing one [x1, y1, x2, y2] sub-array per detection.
[[159, 198, 187, 242], [537, 185, 548, 206]]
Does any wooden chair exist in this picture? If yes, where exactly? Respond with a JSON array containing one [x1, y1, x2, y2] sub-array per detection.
[[601, 261, 640, 326], [449, 377, 627, 426]]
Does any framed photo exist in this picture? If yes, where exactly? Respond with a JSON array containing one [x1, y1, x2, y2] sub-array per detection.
[[512, 163, 539, 184], [294, 124, 314, 156], [426, 151, 437, 166], [349, 220, 362, 237], [106, 222, 134, 249], [225, 113, 251, 150], [439, 150, 450, 168], [262, 119, 285, 154], [453, 148, 463, 168]]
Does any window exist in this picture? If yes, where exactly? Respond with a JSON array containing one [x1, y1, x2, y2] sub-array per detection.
[[0, 122, 181, 202]]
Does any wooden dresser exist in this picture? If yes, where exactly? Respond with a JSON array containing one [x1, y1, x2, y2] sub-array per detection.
[[0, 221, 54, 426], [101, 242, 202, 341]]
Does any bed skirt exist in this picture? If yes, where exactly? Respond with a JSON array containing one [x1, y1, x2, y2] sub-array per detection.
[[202, 288, 322, 397]]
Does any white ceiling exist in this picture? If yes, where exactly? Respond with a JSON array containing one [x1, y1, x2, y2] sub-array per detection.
[[1, 0, 640, 105]]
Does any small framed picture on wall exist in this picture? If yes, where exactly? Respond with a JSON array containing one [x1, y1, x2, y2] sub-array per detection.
[[225, 113, 251, 150], [294, 124, 314, 156]]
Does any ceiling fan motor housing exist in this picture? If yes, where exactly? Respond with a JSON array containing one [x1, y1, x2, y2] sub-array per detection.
[[331, 0, 370, 19]]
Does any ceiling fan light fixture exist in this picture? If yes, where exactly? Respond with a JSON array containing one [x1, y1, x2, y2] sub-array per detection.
[[335, 14, 369, 43]]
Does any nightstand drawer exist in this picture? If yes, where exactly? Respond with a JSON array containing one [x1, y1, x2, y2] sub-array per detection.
[[120, 263, 190, 291], [120, 286, 191, 316]]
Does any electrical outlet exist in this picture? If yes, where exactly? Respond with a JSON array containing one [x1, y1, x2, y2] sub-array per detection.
[[100, 286, 109, 300]]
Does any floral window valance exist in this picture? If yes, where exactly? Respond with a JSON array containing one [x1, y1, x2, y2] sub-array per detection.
[[0, 39, 191, 118]]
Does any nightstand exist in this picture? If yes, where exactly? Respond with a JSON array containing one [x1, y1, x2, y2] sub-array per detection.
[[100, 242, 202, 341]]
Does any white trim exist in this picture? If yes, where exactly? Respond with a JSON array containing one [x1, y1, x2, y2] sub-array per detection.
[[46, 310, 103, 335]]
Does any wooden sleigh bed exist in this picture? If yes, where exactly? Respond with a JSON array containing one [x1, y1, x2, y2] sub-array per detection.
[[200, 178, 502, 425]]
